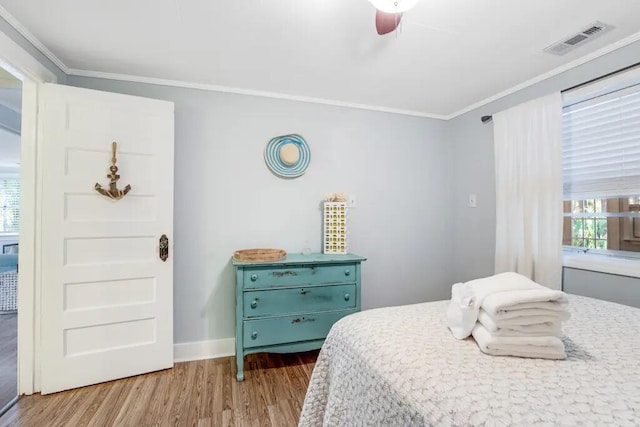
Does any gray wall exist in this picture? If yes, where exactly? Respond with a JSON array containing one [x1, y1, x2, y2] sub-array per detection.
[[0, 16, 66, 83], [67, 76, 453, 344], [563, 268, 640, 308], [449, 40, 640, 305], [14, 28, 640, 344]]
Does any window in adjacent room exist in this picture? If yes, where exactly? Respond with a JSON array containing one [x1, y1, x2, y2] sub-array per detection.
[[562, 65, 640, 257], [0, 178, 19, 233]]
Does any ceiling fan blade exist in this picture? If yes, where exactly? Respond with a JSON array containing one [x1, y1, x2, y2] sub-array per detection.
[[375, 10, 403, 35]]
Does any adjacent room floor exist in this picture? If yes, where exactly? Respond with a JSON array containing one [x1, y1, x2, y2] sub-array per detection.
[[0, 350, 318, 426], [0, 312, 17, 411]]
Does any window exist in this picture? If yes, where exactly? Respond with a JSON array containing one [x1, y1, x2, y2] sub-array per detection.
[[0, 178, 20, 233], [563, 66, 640, 257], [562, 197, 640, 253]]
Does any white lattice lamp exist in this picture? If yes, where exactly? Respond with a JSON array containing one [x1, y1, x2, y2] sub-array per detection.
[[368, 0, 419, 13]]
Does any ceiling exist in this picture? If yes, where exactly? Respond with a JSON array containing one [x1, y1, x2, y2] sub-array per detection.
[[0, 0, 639, 118]]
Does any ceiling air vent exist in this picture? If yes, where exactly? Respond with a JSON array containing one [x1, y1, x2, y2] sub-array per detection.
[[544, 21, 613, 56]]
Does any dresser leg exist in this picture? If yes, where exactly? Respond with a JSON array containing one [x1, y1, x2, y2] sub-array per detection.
[[236, 354, 244, 381]]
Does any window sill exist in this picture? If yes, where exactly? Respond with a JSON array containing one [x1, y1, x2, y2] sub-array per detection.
[[563, 252, 640, 278]]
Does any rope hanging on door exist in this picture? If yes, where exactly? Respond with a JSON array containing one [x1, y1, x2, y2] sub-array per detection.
[[94, 141, 132, 200]]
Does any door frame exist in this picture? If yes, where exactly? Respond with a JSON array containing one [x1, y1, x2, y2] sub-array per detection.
[[0, 30, 57, 395]]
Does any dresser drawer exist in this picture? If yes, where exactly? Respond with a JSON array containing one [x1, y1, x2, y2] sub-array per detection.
[[243, 309, 355, 348], [242, 263, 356, 289], [244, 284, 355, 318]]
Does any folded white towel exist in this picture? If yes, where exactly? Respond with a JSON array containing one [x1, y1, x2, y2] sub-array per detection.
[[446, 282, 479, 339], [482, 288, 568, 317], [472, 323, 566, 360], [462, 272, 544, 298], [478, 310, 562, 337], [489, 307, 571, 322], [447, 272, 568, 340]]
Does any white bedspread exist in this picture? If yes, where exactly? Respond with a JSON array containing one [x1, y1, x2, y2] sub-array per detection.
[[299, 295, 640, 426]]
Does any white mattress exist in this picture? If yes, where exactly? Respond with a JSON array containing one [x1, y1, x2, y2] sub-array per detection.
[[299, 295, 640, 426]]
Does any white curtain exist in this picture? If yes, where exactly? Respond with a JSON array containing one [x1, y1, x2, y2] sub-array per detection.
[[493, 92, 563, 290]]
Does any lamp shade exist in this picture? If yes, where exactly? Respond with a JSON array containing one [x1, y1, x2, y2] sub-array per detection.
[[368, 0, 419, 13]]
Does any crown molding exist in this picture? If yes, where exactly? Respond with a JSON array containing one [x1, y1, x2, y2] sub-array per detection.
[[66, 68, 448, 119], [445, 30, 640, 120], [0, 5, 69, 74]]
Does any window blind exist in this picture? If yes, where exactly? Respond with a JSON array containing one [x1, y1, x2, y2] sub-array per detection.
[[0, 179, 20, 233], [563, 81, 640, 200]]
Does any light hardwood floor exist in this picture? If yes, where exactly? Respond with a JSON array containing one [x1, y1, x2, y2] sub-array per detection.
[[0, 350, 318, 427], [0, 313, 17, 411]]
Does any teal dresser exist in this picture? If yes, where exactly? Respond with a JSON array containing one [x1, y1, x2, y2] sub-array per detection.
[[232, 253, 366, 381]]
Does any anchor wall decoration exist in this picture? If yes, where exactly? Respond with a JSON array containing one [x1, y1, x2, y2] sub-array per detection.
[[95, 141, 131, 200]]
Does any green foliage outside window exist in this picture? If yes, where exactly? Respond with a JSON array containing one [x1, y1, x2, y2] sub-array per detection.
[[569, 199, 607, 250]]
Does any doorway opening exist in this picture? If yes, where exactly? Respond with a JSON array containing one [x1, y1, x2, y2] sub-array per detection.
[[0, 65, 21, 415]]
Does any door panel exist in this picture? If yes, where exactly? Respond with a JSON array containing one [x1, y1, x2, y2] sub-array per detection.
[[64, 278, 156, 310], [39, 83, 174, 394], [64, 194, 158, 222]]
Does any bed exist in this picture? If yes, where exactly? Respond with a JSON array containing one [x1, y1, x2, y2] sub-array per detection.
[[299, 295, 640, 426], [0, 254, 18, 313]]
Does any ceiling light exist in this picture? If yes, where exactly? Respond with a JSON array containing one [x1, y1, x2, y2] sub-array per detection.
[[368, 0, 419, 13]]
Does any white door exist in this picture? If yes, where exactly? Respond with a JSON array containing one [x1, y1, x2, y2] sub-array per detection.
[[39, 83, 174, 394]]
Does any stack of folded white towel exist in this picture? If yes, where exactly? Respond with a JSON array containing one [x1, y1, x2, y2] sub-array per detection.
[[446, 272, 570, 360]]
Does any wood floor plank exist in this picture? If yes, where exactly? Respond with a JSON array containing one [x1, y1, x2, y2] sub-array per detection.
[[52, 386, 100, 427], [112, 374, 159, 426], [267, 399, 299, 427], [247, 360, 272, 427], [197, 358, 213, 419], [222, 358, 235, 412], [68, 382, 114, 427], [209, 361, 224, 414], [0, 350, 318, 427], [222, 408, 235, 427], [85, 377, 138, 427], [231, 369, 252, 423], [39, 389, 84, 427], [164, 361, 193, 426], [142, 368, 175, 426]]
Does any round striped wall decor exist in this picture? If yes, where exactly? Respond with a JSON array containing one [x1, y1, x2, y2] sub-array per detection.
[[264, 134, 311, 178]]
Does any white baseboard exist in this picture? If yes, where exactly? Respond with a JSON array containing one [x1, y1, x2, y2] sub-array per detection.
[[174, 338, 235, 363]]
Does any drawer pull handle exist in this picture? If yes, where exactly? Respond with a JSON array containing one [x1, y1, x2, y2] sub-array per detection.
[[344, 269, 351, 276], [250, 299, 258, 309], [292, 316, 316, 324], [344, 293, 350, 301], [300, 289, 308, 295], [251, 331, 258, 340], [250, 274, 258, 282]]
